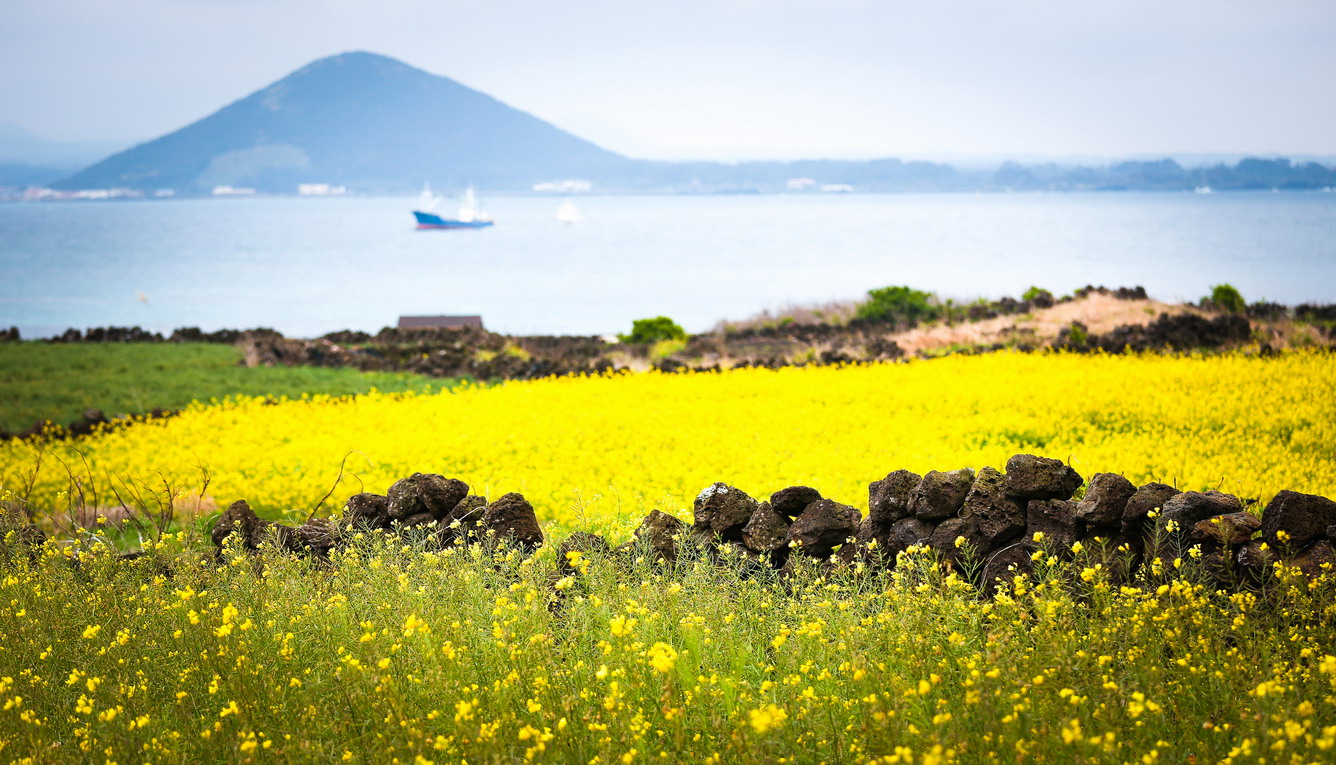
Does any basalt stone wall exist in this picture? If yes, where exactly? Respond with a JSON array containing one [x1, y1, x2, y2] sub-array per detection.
[[193, 454, 1336, 596]]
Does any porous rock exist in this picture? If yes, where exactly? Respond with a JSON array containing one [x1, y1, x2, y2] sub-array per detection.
[[1260, 490, 1336, 549], [770, 486, 823, 518], [1160, 491, 1242, 541], [928, 516, 987, 565], [742, 503, 791, 553], [555, 532, 611, 575], [344, 493, 391, 529], [980, 543, 1035, 596], [1026, 499, 1082, 552], [212, 499, 262, 547], [399, 512, 437, 528], [1121, 482, 1181, 535], [480, 492, 543, 552], [1235, 540, 1278, 583], [295, 518, 340, 555], [630, 509, 686, 563], [252, 521, 301, 552], [1190, 512, 1261, 546], [909, 468, 974, 520], [959, 466, 1026, 548], [693, 483, 759, 541], [1287, 539, 1336, 579], [1076, 473, 1137, 527], [439, 495, 488, 544], [868, 470, 921, 526], [386, 473, 470, 520], [1004, 454, 1082, 501], [789, 499, 860, 558]]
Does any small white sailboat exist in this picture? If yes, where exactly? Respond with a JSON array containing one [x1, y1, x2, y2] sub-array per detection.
[[556, 198, 583, 225]]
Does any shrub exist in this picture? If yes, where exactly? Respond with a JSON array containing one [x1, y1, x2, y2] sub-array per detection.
[[854, 286, 940, 326], [1022, 286, 1055, 307], [619, 316, 687, 344], [1209, 284, 1246, 315]]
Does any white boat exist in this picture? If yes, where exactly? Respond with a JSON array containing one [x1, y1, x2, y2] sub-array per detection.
[[1194, 186, 1213, 195], [413, 183, 494, 229], [556, 198, 583, 225]]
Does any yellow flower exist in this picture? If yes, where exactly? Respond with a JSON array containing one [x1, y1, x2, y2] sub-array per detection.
[[647, 642, 678, 674], [747, 704, 787, 735]]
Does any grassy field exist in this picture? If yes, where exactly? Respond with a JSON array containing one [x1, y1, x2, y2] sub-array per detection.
[[1, 351, 1334, 761], [0, 531, 1332, 763], [0, 343, 447, 434], [4, 350, 1332, 533]]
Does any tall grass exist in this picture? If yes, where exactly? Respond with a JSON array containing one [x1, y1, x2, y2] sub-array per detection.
[[0, 529, 1332, 762]]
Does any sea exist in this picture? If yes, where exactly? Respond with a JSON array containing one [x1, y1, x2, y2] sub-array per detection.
[[2, 191, 1334, 338]]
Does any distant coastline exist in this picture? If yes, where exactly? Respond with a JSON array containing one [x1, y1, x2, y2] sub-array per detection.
[[3, 53, 1333, 199]]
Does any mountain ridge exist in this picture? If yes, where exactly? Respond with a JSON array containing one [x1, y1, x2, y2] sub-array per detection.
[[57, 52, 632, 193], [49, 51, 1336, 195]]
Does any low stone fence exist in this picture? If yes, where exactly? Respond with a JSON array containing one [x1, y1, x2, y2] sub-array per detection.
[[201, 454, 1336, 594]]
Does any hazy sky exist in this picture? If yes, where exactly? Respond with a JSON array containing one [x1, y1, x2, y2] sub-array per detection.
[[4, 0, 1335, 161]]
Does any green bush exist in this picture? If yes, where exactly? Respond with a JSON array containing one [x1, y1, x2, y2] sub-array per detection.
[[854, 286, 940, 326], [1209, 284, 1246, 315], [619, 316, 687, 344], [1022, 286, 1054, 304]]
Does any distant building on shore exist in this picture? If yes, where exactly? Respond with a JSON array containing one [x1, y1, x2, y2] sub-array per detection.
[[397, 315, 484, 330]]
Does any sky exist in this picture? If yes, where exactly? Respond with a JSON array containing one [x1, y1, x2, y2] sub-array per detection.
[[3, 0, 1335, 162]]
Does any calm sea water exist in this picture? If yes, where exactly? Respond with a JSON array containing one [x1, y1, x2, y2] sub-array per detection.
[[2, 192, 1334, 338]]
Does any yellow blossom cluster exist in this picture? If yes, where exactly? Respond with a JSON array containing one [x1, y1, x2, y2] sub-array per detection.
[[0, 529, 1331, 762], [3, 351, 1334, 538]]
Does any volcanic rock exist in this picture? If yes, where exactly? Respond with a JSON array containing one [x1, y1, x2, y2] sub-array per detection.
[[1121, 482, 1181, 535], [1076, 473, 1137, 527], [742, 503, 791, 553], [769, 486, 823, 518], [693, 483, 759, 542], [868, 470, 921, 526], [928, 516, 987, 565], [212, 499, 263, 547], [480, 493, 543, 552], [789, 499, 861, 558], [344, 493, 391, 529], [630, 509, 687, 563], [555, 532, 611, 575], [386, 473, 470, 520], [909, 468, 974, 520], [399, 512, 437, 528], [1004, 454, 1082, 501], [1287, 540, 1336, 579], [980, 543, 1035, 596], [1026, 499, 1082, 552], [1190, 512, 1261, 546], [1260, 490, 1336, 549], [959, 466, 1026, 548], [1160, 491, 1242, 543]]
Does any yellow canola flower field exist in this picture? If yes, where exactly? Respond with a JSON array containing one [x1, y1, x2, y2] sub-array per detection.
[[3, 350, 1335, 529]]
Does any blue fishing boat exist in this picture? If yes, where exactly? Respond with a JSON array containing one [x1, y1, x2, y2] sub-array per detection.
[[413, 184, 493, 229]]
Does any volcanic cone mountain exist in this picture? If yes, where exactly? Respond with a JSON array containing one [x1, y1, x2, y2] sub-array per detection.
[[56, 51, 633, 194]]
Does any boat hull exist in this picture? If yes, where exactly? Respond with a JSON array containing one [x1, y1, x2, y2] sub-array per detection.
[[413, 211, 493, 229]]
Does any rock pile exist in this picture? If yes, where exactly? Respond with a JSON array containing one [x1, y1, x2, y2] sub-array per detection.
[[209, 472, 543, 560], [201, 455, 1336, 595]]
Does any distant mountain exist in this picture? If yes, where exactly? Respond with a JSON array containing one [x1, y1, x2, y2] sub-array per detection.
[[47, 52, 1336, 195], [56, 52, 634, 193]]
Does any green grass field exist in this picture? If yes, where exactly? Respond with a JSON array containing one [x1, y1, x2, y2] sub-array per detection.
[[0, 343, 448, 433], [0, 532, 1331, 763]]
